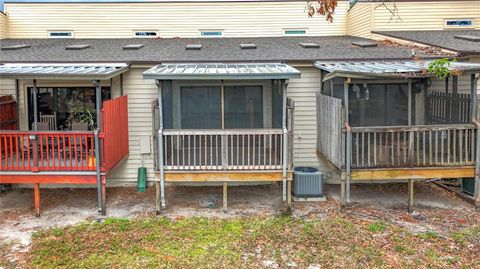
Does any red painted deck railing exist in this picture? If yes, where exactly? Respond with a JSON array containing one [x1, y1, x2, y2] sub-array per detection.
[[1, 96, 129, 174], [0, 131, 96, 172], [101, 95, 129, 171]]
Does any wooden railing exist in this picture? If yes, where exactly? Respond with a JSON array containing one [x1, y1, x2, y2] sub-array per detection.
[[316, 93, 343, 168], [425, 91, 479, 124], [0, 95, 17, 130], [162, 129, 284, 171], [349, 124, 478, 169], [0, 131, 96, 172], [101, 95, 129, 171]]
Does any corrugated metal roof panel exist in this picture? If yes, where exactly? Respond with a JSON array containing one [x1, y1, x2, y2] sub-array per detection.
[[0, 63, 129, 80], [315, 60, 480, 80], [143, 63, 301, 80]]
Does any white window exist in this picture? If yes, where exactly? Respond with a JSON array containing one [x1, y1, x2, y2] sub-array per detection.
[[283, 29, 307, 36], [134, 31, 158, 38], [48, 31, 74, 38], [199, 30, 223, 38], [444, 19, 474, 28]]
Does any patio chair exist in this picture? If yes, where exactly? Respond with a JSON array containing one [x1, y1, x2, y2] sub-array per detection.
[[40, 112, 57, 130]]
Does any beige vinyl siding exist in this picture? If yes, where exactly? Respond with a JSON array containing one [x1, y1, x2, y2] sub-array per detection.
[[347, 1, 480, 38], [373, 1, 480, 32], [288, 66, 339, 182], [0, 79, 15, 97], [0, 12, 8, 39], [4, 1, 348, 39], [429, 74, 480, 94], [346, 3, 373, 38], [107, 67, 157, 185]]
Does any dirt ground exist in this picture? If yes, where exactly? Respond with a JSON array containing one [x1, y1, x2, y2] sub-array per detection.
[[1, 182, 479, 266]]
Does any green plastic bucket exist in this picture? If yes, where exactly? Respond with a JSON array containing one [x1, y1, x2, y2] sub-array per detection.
[[137, 167, 147, 192]]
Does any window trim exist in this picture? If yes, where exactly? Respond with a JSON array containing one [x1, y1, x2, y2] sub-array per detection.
[[283, 28, 308, 36], [444, 19, 474, 28], [47, 31, 74, 38], [199, 30, 224, 38], [133, 31, 158, 38]]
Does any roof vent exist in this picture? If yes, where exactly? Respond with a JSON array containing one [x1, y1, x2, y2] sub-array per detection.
[[299, 42, 320, 48], [123, 43, 144, 50], [352, 41, 378, 48], [240, 43, 257, 49], [1, 44, 31, 50], [454, 35, 480, 42], [65, 44, 91, 50], [185, 44, 202, 50]]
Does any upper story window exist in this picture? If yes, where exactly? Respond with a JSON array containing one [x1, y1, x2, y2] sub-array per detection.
[[48, 31, 74, 38], [134, 31, 158, 38], [444, 19, 474, 28], [283, 29, 307, 36], [200, 30, 223, 38]]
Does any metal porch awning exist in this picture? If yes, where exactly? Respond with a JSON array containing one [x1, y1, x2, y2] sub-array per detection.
[[0, 63, 129, 80], [143, 63, 301, 80], [315, 60, 480, 81]]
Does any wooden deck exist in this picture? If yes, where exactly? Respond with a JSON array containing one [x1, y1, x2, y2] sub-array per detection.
[[348, 166, 475, 181], [0, 96, 130, 216], [157, 170, 293, 182]]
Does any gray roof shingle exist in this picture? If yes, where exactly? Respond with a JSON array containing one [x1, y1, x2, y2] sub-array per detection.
[[373, 30, 480, 55], [0, 36, 436, 64]]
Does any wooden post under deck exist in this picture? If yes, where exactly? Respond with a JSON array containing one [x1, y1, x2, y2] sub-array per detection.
[[287, 181, 292, 208], [408, 179, 414, 213], [101, 175, 107, 215], [223, 182, 228, 212], [34, 183, 40, 217]]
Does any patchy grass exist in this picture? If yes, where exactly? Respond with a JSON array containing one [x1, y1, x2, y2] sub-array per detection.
[[14, 215, 479, 268]]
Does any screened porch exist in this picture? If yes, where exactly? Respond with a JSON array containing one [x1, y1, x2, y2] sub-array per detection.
[[143, 63, 300, 212], [314, 60, 480, 210]]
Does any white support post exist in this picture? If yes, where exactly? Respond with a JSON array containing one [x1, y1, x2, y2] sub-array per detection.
[[32, 79, 39, 172], [343, 78, 351, 204], [156, 80, 166, 212], [93, 80, 104, 214], [471, 74, 478, 121], [282, 79, 288, 203], [472, 74, 480, 210]]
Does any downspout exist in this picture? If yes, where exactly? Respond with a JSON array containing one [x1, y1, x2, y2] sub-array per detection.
[[93, 80, 103, 214], [15, 79, 19, 130], [282, 79, 288, 202], [32, 79, 38, 131], [156, 80, 166, 209], [120, 73, 124, 96], [32, 79, 39, 172]]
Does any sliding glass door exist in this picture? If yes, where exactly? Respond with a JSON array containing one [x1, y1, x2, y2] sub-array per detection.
[[27, 87, 111, 130]]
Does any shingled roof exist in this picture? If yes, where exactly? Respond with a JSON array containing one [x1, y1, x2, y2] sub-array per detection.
[[373, 30, 480, 56], [0, 36, 439, 64]]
